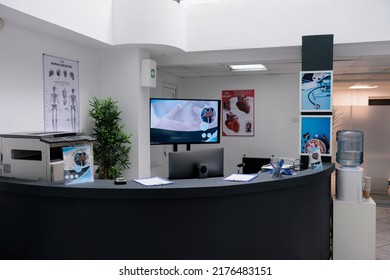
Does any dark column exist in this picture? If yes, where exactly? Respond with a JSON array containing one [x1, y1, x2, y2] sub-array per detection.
[[302, 34, 334, 71], [301, 35, 334, 164]]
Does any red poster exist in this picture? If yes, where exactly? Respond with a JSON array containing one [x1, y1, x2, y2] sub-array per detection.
[[222, 89, 254, 136]]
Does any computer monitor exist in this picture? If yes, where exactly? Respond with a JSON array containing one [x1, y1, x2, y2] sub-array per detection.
[[242, 157, 271, 174], [168, 147, 224, 179]]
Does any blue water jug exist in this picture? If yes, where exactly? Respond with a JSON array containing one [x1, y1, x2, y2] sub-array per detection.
[[336, 130, 364, 166]]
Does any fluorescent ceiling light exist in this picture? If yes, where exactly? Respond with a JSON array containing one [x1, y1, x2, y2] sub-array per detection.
[[227, 64, 267, 72], [349, 84, 378, 89]]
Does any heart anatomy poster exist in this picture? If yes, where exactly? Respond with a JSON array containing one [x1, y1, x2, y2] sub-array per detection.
[[222, 89, 254, 136]]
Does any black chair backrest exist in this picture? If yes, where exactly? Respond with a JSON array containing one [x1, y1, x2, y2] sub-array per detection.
[[242, 157, 270, 174]]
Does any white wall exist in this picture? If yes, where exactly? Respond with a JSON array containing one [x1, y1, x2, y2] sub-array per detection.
[[97, 48, 151, 179], [112, 0, 187, 49], [0, 0, 113, 44], [332, 87, 390, 194], [0, 22, 99, 133], [0, 21, 151, 180], [186, 0, 390, 51], [152, 70, 183, 99], [333, 87, 390, 106], [3, 0, 390, 53], [0, 0, 187, 50], [165, 74, 300, 176]]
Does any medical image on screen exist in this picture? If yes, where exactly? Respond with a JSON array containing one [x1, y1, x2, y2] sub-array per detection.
[[150, 99, 220, 144]]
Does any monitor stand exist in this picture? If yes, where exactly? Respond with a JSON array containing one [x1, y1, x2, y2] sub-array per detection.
[[173, 144, 191, 152]]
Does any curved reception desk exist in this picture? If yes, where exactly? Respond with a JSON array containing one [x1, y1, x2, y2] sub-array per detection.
[[0, 163, 334, 260]]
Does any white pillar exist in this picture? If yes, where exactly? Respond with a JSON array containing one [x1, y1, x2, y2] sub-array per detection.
[[97, 47, 150, 179]]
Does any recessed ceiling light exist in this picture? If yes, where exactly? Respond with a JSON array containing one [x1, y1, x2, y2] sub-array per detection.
[[227, 64, 267, 72], [349, 84, 379, 89]]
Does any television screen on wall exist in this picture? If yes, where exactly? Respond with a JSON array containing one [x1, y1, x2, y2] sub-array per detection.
[[150, 98, 221, 145]]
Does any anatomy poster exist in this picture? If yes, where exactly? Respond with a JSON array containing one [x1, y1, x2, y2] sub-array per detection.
[[222, 89, 254, 136], [300, 71, 333, 112], [43, 54, 79, 132]]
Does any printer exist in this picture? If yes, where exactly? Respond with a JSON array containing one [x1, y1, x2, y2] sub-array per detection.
[[0, 132, 94, 182]]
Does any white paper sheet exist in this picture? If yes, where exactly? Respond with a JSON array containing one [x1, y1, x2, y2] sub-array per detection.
[[223, 173, 258, 182], [133, 177, 174, 186]]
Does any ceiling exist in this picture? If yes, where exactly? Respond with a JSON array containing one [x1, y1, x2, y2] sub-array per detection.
[[157, 54, 390, 90], [2, 4, 390, 91]]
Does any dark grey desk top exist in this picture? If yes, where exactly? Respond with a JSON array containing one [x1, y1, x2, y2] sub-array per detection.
[[0, 163, 334, 200]]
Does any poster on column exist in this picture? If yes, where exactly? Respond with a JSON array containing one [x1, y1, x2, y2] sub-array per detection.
[[222, 89, 254, 136], [43, 54, 80, 132], [300, 115, 332, 156], [300, 70, 333, 112]]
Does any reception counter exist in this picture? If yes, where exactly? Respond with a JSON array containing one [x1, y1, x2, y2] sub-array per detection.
[[0, 163, 334, 260]]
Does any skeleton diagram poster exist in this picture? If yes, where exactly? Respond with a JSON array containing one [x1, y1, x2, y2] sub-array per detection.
[[43, 54, 79, 132], [222, 89, 254, 136]]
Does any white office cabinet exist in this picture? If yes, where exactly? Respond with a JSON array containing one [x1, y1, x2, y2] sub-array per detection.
[[333, 197, 376, 260]]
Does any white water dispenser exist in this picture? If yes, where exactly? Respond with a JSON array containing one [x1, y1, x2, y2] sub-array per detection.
[[335, 130, 364, 202]]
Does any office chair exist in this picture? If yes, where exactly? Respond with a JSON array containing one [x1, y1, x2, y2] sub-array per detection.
[[237, 156, 271, 174]]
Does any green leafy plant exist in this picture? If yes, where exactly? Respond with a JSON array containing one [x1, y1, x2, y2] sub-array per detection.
[[89, 97, 132, 179], [332, 106, 345, 132]]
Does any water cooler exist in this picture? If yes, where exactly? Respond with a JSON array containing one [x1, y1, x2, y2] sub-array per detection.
[[333, 130, 376, 260], [335, 130, 364, 202]]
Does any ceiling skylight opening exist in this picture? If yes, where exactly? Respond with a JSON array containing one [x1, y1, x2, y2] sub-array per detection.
[[227, 64, 268, 72]]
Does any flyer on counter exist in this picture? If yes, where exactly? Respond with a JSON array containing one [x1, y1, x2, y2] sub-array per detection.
[[133, 177, 174, 187], [223, 173, 258, 182], [63, 145, 94, 185]]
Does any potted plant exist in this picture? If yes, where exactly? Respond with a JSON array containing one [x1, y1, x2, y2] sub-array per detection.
[[89, 97, 132, 179]]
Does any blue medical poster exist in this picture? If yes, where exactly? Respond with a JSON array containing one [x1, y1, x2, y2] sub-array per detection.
[[300, 71, 332, 112], [63, 145, 94, 184], [300, 116, 332, 155]]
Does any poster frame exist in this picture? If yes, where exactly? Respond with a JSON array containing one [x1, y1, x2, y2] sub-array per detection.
[[221, 89, 255, 137], [299, 70, 333, 113], [43, 54, 80, 132], [300, 115, 332, 157]]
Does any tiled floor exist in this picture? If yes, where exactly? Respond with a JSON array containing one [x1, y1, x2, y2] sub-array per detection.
[[371, 188, 390, 259], [376, 205, 390, 259]]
